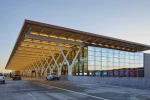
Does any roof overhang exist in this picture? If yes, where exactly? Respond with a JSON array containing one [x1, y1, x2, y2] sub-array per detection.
[[5, 19, 150, 70]]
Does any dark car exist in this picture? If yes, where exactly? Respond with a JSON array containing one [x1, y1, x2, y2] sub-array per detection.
[[12, 75, 21, 80]]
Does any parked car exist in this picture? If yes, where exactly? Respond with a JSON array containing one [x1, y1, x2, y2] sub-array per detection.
[[0, 73, 5, 84], [12, 75, 21, 80], [46, 73, 60, 80]]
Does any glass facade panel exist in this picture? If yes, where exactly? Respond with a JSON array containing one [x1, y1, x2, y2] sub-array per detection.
[[87, 46, 144, 77]]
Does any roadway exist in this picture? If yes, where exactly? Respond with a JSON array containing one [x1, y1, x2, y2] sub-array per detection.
[[0, 78, 150, 100]]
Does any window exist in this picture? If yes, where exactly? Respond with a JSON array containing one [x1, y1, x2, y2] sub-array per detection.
[[95, 61, 101, 66], [95, 66, 101, 70], [102, 57, 107, 61], [108, 53, 113, 58], [108, 62, 113, 67], [120, 54, 125, 59], [95, 52, 101, 56], [102, 52, 107, 57], [102, 61, 107, 66], [88, 65, 95, 70], [102, 48, 108, 52], [95, 47, 101, 52], [88, 56, 94, 60], [88, 46, 94, 51], [108, 49, 114, 53], [88, 51, 94, 56], [114, 53, 119, 58], [108, 57, 113, 62], [114, 50, 119, 54], [95, 56, 101, 61], [87, 46, 144, 75], [88, 61, 94, 65]]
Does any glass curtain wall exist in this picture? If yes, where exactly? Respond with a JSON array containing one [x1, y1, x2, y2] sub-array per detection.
[[72, 46, 88, 76], [88, 46, 144, 77]]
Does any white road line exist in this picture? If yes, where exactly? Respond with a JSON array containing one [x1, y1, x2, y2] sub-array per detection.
[[27, 93, 37, 99], [34, 82, 109, 100]]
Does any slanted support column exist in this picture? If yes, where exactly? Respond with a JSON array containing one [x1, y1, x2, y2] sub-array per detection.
[[48, 48, 59, 74], [36, 55, 45, 77], [41, 52, 50, 77], [57, 43, 82, 75], [46, 59, 53, 74], [33, 59, 39, 78], [70, 46, 82, 75], [59, 50, 70, 75], [56, 43, 71, 75], [56, 43, 82, 75]]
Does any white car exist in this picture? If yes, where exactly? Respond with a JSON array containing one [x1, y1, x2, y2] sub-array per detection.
[[46, 73, 60, 80], [0, 73, 5, 84]]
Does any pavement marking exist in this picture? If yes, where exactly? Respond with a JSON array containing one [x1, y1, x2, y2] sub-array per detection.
[[34, 82, 109, 100], [27, 93, 37, 99]]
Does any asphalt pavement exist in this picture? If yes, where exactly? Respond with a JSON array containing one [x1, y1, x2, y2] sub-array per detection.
[[0, 78, 150, 100]]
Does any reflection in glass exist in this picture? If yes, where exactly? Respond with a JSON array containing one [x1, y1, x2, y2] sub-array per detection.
[[88, 46, 143, 72]]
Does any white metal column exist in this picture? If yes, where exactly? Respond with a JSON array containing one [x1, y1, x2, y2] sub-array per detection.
[[56, 43, 82, 75], [56, 43, 71, 75], [48, 48, 59, 73]]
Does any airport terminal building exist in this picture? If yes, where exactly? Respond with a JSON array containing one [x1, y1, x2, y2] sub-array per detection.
[[5, 20, 150, 78]]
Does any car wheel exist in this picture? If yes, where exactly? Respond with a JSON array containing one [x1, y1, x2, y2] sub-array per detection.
[[2, 81, 5, 84], [57, 78, 59, 80]]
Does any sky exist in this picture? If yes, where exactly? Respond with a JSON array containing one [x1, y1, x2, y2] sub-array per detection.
[[0, 0, 150, 73]]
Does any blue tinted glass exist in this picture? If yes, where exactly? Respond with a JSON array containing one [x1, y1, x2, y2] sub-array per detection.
[[95, 72, 101, 75], [95, 62, 101, 66], [114, 58, 119, 62], [114, 71, 119, 75], [114, 50, 119, 54], [102, 48, 108, 52], [102, 52, 107, 57], [88, 61, 94, 65], [120, 71, 124, 75], [102, 71, 107, 75], [95, 47, 101, 51], [88, 46, 144, 72], [102, 61, 107, 66], [108, 49, 114, 53], [102, 57, 107, 61], [114, 53, 119, 58], [88, 46, 94, 51], [95, 57, 101, 62], [125, 71, 129, 75], [88, 50, 94, 56], [120, 54, 125, 58], [95, 52, 101, 56], [88, 56, 94, 60], [108, 62, 113, 66], [108, 57, 113, 62]]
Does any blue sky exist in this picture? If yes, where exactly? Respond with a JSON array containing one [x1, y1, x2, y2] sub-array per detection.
[[0, 0, 150, 72]]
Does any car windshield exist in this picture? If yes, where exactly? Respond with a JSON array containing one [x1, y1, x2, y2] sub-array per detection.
[[0, 73, 3, 76]]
